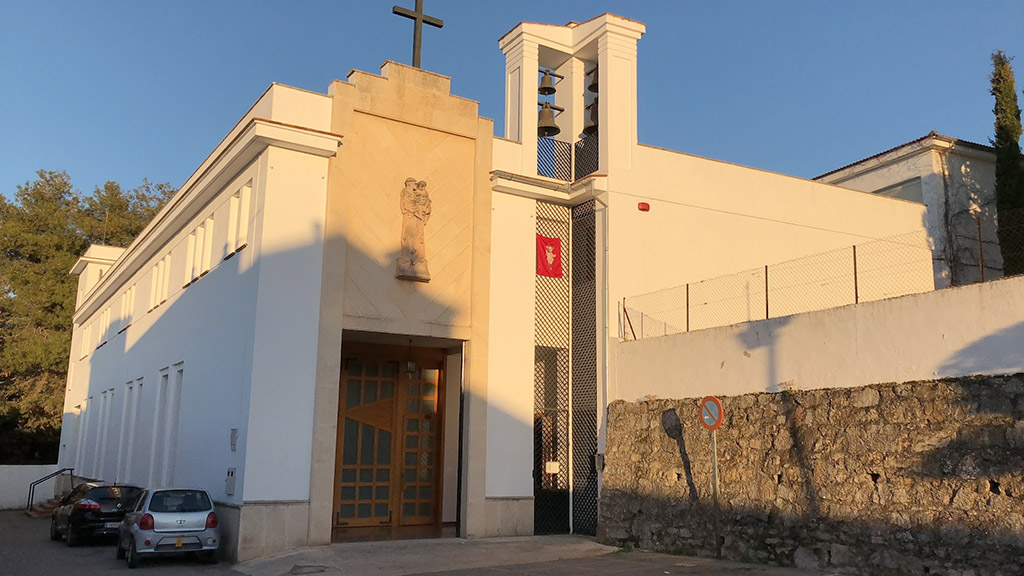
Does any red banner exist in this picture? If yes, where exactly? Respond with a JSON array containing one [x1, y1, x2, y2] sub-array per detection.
[[536, 234, 563, 278]]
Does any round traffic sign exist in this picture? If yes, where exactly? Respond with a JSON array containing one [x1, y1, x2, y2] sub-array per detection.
[[699, 396, 724, 431]]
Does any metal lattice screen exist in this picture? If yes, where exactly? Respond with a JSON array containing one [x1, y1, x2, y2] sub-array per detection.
[[570, 201, 598, 536], [574, 134, 599, 180], [537, 135, 599, 182], [533, 200, 598, 536], [534, 202, 571, 534], [538, 137, 573, 181]]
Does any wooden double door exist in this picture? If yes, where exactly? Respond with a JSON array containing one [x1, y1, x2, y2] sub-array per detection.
[[332, 343, 446, 537]]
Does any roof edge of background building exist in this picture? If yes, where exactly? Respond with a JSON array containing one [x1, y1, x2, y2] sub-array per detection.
[[814, 131, 994, 181]]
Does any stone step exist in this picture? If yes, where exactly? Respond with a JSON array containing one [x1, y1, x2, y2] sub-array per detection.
[[26, 498, 60, 518]]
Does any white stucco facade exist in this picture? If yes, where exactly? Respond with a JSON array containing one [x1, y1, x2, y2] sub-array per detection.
[[60, 85, 339, 556], [56, 11, 967, 563]]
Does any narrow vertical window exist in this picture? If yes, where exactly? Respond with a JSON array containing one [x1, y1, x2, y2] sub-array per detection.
[[193, 224, 206, 281], [185, 232, 196, 286], [201, 216, 214, 274], [157, 261, 165, 303], [80, 325, 92, 358], [120, 285, 135, 331], [161, 364, 184, 486], [148, 371, 169, 487], [226, 191, 240, 259], [124, 379, 142, 483], [160, 255, 171, 302], [73, 404, 85, 473], [83, 396, 95, 478], [96, 390, 112, 479], [115, 382, 133, 482], [100, 308, 110, 344], [119, 294, 127, 330], [149, 264, 159, 311], [236, 182, 251, 250]]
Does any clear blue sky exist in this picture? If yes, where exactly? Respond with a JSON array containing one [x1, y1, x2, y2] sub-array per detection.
[[3, 1, 1024, 198]]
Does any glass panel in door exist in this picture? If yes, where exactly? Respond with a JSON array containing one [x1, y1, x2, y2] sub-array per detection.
[[335, 359, 398, 527], [399, 368, 441, 525]]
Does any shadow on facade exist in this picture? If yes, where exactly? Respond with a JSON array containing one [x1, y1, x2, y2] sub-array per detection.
[[61, 218, 521, 555], [600, 488, 1024, 573]]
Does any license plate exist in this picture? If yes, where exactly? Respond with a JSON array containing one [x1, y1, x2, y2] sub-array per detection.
[[104, 522, 119, 529], [176, 536, 183, 548]]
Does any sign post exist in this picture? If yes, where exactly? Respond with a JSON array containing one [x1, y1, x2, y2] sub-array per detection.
[[699, 396, 724, 558]]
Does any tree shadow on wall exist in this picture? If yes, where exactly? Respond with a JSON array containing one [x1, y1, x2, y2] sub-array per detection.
[[660, 409, 699, 501]]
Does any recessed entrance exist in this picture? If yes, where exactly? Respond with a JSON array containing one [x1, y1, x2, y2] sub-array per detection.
[[332, 341, 455, 542]]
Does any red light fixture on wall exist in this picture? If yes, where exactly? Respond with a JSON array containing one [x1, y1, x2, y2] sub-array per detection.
[[638, 202, 650, 212]]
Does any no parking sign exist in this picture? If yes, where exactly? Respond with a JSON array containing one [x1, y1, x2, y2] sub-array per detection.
[[699, 396, 724, 430], [698, 395, 724, 558]]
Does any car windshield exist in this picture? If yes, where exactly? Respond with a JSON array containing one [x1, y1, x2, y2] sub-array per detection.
[[87, 486, 141, 503], [149, 490, 212, 513]]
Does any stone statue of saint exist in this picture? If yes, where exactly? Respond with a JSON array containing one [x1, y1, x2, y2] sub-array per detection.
[[396, 177, 431, 281]]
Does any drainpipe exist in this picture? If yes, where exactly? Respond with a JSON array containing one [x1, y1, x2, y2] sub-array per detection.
[[590, 187, 610, 499]]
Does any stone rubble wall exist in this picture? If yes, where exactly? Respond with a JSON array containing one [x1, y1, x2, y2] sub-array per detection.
[[599, 375, 1024, 576]]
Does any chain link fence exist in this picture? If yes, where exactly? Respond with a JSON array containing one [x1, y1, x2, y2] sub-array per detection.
[[622, 229, 938, 340], [623, 213, 1024, 341]]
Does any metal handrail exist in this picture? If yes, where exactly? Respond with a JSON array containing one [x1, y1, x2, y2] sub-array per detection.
[[26, 467, 74, 512]]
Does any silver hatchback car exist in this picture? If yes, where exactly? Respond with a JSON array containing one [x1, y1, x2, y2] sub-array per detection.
[[116, 488, 220, 568]]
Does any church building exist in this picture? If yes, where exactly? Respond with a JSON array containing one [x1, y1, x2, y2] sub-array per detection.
[[58, 13, 931, 562]]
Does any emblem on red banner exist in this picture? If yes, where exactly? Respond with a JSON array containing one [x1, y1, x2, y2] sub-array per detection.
[[536, 234, 562, 278]]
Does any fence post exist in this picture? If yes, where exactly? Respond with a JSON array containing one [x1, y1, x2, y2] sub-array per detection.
[[977, 215, 985, 282], [764, 265, 769, 320], [686, 283, 690, 332], [622, 297, 637, 341], [853, 245, 859, 304]]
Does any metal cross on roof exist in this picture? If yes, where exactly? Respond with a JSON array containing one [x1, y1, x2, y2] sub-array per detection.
[[392, 0, 444, 69]]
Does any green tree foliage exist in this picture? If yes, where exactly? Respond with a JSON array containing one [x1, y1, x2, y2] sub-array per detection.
[[0, 170, 173, 463], [990, 50, 1024, 275]]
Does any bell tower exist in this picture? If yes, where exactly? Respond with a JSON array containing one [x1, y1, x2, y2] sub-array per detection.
[[498, 14, 645, 180]]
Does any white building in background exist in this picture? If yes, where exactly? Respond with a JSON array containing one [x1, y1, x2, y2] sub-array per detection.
[[58, 13, 931, 562], [815, 131, 1000, 286]]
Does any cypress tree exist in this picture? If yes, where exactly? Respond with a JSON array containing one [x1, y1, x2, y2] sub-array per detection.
[[990, 50, 1024, 276]]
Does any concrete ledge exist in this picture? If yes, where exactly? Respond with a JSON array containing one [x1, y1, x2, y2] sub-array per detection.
[[223, 500, 311, 562], [483, 496, 534, 536], [235, 534, 609, 576]]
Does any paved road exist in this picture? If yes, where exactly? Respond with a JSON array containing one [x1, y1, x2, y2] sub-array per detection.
[[0, 511, 231, 575], [1, 511, 827, 575]]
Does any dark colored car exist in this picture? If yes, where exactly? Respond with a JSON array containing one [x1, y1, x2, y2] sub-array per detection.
[[49, 483, 143, 546]]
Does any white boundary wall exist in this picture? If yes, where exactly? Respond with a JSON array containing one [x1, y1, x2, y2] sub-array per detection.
[[0, 464, 58, 510], [614, 275, 1024, 401]]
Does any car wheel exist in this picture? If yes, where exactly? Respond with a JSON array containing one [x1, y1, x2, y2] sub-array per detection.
[[126, 539, 139, 569], [65, 526, 79, 547], [49, 517, 60, 541], [198, 550, 218, 565], [115, 538, 126, 559]]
